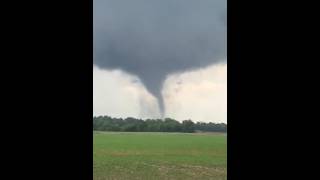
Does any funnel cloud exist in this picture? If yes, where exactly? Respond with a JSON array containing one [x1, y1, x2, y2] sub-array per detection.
[[94, 0, 227, 117]]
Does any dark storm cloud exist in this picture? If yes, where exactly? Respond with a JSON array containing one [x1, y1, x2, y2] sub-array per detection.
[[94, 0, 226, 116]]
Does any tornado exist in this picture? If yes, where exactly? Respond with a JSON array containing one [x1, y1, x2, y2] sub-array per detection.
[[94, 0, 227, 118]]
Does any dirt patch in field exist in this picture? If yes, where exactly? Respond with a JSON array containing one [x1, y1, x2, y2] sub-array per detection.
[[137, 161, 226, 180]]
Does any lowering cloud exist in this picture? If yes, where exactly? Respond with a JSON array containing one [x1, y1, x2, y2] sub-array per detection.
[[94, 0, 227, 117]]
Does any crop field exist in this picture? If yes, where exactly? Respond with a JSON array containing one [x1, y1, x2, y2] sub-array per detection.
[[93, 132, 227, 180]]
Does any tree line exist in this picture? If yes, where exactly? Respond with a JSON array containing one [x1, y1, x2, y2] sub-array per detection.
[[93, 116, 227, 133]]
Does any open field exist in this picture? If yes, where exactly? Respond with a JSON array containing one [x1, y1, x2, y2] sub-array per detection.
[[93, 132, 227, 180]]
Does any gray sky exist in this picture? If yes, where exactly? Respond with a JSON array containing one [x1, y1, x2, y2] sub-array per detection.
[[93, 0, 227, 123]]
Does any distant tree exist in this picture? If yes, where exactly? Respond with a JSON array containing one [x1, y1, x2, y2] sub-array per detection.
[[93, 116, 226, 133], [163, 118, 181, 132], [181, 120, 195, 133]]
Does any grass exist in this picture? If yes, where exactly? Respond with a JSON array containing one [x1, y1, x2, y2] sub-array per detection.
[[93, 131, 227, 180]]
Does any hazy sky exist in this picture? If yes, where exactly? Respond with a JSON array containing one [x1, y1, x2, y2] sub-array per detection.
[[93, 0, 227, 123], [93, 63, 227, 123]]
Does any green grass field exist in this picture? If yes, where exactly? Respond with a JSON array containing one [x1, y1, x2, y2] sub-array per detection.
[[93, 132, 227, 180]]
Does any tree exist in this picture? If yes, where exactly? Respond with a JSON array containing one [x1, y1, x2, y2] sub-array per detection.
[[93, 116, 226, 133], [181, 120, 195, 133]]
